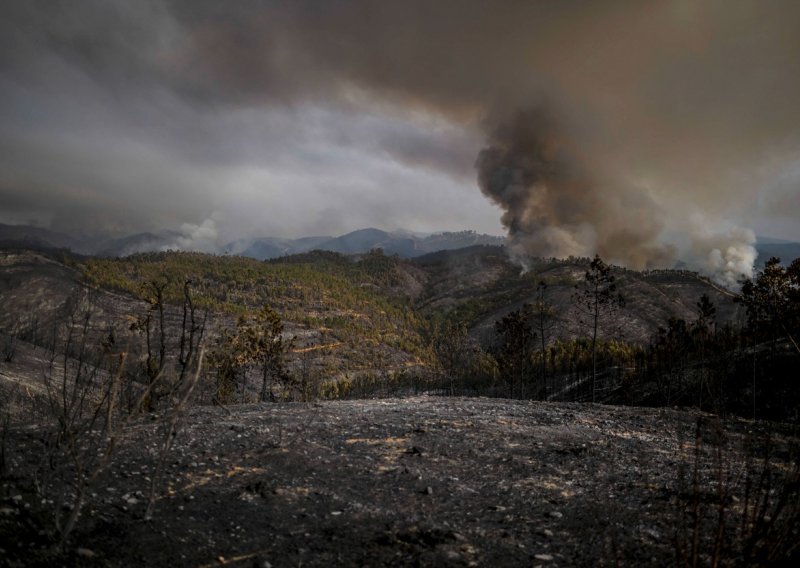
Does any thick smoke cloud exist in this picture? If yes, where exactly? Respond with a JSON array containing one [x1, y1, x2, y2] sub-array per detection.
[[476, 108, 675, 270], [688, 220, 758, 288], [2, 1, 799, 282]]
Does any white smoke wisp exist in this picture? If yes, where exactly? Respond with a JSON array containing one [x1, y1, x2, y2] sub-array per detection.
[[163, 217, 220, 253], [689, 221, 757, 288], [506, 223, 594, 273]]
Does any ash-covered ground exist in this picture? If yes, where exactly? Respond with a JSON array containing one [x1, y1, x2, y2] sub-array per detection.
[[2, 397, 797, 567]]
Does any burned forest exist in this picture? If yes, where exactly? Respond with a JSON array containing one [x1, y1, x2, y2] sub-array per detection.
[[1, 245, 798, 567]]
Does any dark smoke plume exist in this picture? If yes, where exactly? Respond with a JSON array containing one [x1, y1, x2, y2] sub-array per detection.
[[477, 109, 675, 270]]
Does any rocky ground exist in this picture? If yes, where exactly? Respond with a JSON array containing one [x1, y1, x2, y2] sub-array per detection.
[[1, 397, 798, 567]]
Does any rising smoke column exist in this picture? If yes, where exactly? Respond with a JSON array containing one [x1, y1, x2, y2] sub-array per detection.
[[689, 220, 758, 287], [476, 109, 676, 270]]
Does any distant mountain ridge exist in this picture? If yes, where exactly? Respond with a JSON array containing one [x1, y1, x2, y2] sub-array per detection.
[[0, 223, 505, 259], [2, 222, 799, 266], [223, 228, 506, 260]]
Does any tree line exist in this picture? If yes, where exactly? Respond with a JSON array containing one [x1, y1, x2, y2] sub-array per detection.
[[429, 255, 800, 422]]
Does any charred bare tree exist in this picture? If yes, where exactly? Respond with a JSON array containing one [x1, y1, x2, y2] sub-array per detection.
[[532, 280, 558, 398], [493, 305, 537, 399], [1, 318, 18, 363], [694, 294, 717, 412], [130, 280, 168, 411], [426, 319, 497, 396], [296, 341, 320, 402], [176, 279, 207, 390], [432, 320, 470, 395], [572, 255, 625, 403]]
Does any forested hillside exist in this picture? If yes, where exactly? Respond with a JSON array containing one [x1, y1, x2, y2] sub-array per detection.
[[2, 245, 798, 419], [82, 250, 430, 392]]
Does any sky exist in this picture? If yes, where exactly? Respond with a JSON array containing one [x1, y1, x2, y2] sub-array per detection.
[[1, 1, 799, 280]]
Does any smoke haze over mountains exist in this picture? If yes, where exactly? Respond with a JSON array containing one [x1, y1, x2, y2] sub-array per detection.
[[2, 1, 799, 283]]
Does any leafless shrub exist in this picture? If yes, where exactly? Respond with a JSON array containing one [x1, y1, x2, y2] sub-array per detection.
[[674, 417, 800, 567], [4, 281, 208, 548], [30, 293, 129, 546]]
